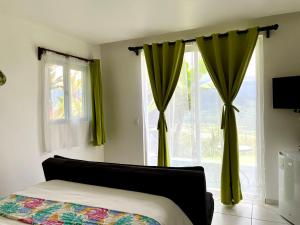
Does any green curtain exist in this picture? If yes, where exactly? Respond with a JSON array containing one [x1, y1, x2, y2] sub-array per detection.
[[90, 59, 106, 146], [196, 27, 258, 205], [143, 41, 185, 167]]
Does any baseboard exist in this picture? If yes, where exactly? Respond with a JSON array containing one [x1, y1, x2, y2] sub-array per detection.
[[265, 198, 279, 205]]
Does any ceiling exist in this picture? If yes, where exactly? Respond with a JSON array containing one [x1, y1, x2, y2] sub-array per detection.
[[1, 0, 300, 44]]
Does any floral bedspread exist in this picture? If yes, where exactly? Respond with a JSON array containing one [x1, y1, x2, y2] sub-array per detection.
[[0, 195, 161, 225]]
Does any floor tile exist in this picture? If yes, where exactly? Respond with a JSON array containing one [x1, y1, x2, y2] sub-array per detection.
[[212, 212, 251, 225], [214, 201, 252, 218], [252, 205, 288, 224], [252, 218, 289, 225], [252, 198, 267, 206]]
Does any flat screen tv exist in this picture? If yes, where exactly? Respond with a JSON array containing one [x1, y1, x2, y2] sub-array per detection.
[[272, 76, 300, 109]]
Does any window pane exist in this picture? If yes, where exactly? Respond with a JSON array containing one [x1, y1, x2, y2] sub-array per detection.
[[69, 69, 85, 119], [235, 52, 257, 195], [141, 53, 159, 165], [48, 64, 65, 120], [169, 52, 194, 161]]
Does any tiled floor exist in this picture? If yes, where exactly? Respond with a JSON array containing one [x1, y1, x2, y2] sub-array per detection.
[[211, 197, 291, 225]]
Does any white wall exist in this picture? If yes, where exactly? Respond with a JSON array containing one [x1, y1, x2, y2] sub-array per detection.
[[100, 12, 300, 201], [262, 13, 300, 202], [0, 13, 104, 195]]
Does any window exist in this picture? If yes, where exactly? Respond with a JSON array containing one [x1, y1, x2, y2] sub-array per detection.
[[142, 37, 264, 199], [45, 62, 88, 122], [42, 52, 91, 152]]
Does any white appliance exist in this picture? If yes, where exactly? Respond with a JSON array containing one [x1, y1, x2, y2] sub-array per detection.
[[279, 151, 300, 225]]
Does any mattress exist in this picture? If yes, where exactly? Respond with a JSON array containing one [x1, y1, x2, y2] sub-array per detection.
[[0, 180, 192, 225]]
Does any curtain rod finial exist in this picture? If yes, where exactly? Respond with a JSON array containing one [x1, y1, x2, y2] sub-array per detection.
[[38, 47, 45, 60], [128, 47, 140, 56], [265, 24, 279, 38]]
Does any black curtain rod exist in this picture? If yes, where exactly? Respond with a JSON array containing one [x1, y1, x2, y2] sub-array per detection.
[[37, 47, 93, 62], [128, 24, 279, 55]]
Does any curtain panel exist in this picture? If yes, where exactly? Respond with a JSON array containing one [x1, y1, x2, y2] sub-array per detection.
[[196, 27, 258, 205], [90, 59, 106, 146], [143, 40, 185, 166]]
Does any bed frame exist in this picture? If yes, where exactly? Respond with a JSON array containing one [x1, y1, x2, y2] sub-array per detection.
[[42, 156, 214, 225]]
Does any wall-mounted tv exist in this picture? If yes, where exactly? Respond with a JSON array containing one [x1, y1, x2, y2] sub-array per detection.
[[272, 76, 300, 109]]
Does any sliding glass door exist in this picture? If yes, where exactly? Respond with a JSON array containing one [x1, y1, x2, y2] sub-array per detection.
[[141, 37, 264, 199]]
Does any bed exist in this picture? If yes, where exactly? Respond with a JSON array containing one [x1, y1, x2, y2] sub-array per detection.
[[0, 156, 214, 225]]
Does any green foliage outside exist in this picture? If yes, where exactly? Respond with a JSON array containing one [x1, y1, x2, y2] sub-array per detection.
[[146, 52, 257, 166], [49, 65, 84, 120]]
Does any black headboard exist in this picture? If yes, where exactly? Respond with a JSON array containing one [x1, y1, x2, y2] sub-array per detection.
[[42, 156, 213, 225]]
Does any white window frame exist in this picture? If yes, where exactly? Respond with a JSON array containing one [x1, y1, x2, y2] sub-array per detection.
[[44, 59, 89, 124]]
